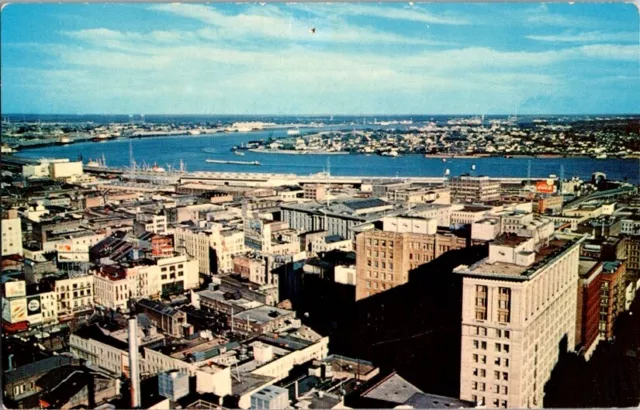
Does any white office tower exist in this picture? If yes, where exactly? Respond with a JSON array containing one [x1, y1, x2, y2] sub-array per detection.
[[454, 233, 585, 408], [128, 317, 141, 408]]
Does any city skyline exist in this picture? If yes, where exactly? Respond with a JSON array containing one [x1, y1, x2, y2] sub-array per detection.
[[1, 3, 639, 115]]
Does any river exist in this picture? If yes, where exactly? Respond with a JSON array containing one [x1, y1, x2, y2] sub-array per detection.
[[15, 130, 639, 183]]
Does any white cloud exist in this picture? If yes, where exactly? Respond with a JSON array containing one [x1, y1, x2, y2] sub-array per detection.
[[296, 3, 469, 26], [526, 31, 638, 43], [148, 4, 449, 46]]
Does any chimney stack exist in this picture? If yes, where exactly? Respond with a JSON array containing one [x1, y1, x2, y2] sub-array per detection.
[[128, 317, 141, 408]]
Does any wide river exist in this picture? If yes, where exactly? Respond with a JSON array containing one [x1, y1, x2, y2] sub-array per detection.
[[16, 129, 639, 183]]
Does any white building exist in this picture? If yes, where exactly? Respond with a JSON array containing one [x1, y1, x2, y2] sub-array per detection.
[[174, 224, 245, 275], [620, 217, 640, 235], [335, 265, 356, 286], [22, 163, 50, 179], [135, 212, 168, 235], [49, 161, 83, 179], [93, 271, 133, 312], [1, 209, 22, 256], [55, 274, 94, 321], [454, 233, 585, 408]]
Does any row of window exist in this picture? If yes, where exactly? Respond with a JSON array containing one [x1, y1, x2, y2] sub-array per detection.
[[472, 339, 511, 353], [366, 259, 394, 270], [161, 264, 184, 272], [366, 281, 389, 291], [366, 271, 394, 281], [161, 271, 184, 280], [366, 250, 392, 258], [475, 286, 511, 323], [365, 238, 394, 248], [474, 326, 511, 339], [472, 354, 510, 367]]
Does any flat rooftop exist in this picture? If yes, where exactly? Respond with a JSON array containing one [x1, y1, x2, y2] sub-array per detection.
[[459, 238, 577, 280], [169, 338, 228, 360], [363, 373, 423, 405], [493, 234, 531, 247], [233, 305, 294, 325]]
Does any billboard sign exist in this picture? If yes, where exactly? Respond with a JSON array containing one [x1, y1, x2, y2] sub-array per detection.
[[57, 243, 90, 262], [4, 281, 26, 298], [2, 298, 27, 323], [27, 295, 42, 316], [535, 180, 556, 194]]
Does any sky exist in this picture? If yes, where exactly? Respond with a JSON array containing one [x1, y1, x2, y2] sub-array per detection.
[[1, 3, 639, 115]]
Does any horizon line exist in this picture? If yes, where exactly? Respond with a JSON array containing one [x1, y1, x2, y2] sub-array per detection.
[[4, 113, 640, 117]]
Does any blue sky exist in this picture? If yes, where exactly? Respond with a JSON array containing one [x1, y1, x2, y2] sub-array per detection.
[[1, 3, 638, 115]]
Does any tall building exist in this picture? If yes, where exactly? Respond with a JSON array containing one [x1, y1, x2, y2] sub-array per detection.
[[451, 176, 501, 203], [624, 235, 640, 283], [454, 232, 585, 408], [1, 209, 22, 256], [355, 216, 468, 300]]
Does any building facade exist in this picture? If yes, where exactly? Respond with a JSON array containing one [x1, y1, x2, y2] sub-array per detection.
[[455, 234, 584, 408], [355, 222, 468, 300], [2, 209, 22, 256], [451, 176, 501, 203]]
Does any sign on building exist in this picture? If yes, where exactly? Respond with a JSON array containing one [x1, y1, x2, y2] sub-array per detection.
[[4, 281, 26, 298]]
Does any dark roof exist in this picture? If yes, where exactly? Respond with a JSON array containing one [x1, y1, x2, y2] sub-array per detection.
[[137, 298, 183, 318], [109, 375, 167, 409], [4, 356, 74, 384], [73, 324, 129, 351], [343, 198, 389, 211], [404, 392, 475, 409], [38, 366, 110, 408]]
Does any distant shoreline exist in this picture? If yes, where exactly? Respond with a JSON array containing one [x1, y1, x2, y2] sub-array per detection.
[[248, 149, 350, 155]]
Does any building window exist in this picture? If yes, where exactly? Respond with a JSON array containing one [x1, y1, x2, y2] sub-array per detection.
[[504, 344, 510, 353], [495, 343, 501, 352], [502, 372, 509, 381], [473, 340, 479, 349], [498, 287, 511, 323], [494, 370, 500, 380], [475, 285, 488, 320], [481, 341, 487, 350], [473, 354, 478, 363]]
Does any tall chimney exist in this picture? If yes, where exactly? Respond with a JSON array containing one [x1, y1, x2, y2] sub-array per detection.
[[128, 317, 141, 408]]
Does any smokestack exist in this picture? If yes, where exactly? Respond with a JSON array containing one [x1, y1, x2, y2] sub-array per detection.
[[128, 317, 141, 408], [86, 368, 96, 408]]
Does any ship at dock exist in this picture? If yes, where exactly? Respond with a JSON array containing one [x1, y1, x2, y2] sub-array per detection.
[[206, 159, 261, 166]]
